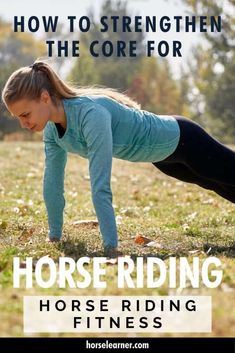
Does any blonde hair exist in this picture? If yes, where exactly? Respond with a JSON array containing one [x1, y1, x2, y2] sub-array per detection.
[[2, 60, 140, 110]]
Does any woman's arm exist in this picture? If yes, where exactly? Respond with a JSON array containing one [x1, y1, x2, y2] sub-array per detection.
[[82, 104, 118, 248], [43, 133, 67, 240]]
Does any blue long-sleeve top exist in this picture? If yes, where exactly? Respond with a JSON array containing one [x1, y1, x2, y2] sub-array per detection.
[[43, 96, 180, 247]]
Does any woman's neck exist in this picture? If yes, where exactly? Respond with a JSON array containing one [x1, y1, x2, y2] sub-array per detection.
[[50, 100, 67, 129]]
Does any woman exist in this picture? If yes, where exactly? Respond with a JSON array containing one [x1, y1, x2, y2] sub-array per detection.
[[2, 61, 235, 258]]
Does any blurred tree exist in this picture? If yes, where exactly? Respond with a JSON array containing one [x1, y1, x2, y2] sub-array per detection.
[[127, 57, 185, 115], [68, 0, 146, 90], [68, 0, 188, 116], [43, 22, 75, 75], [181, 0, 235, 142], [69, 0, 148, 91], [0, 17, 46, 137]]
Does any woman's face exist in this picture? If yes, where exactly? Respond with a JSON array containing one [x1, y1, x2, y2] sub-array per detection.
[[7, 91, 52, 132]]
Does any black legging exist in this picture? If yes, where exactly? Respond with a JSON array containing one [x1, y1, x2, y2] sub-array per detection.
[[153, 116, 235, 203]]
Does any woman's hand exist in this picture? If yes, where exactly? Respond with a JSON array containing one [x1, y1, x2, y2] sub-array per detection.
[[46, 237, 61, 243]]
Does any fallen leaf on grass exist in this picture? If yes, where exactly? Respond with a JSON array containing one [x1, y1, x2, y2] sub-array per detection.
[[13, 207, 20, 214], [135, 234, 162, 249], [13, 204, 30, 216], [73, 220, 99, 228], [145, 241, 162, 249], [182, 223, 190, 231], [185, 212, 198, 222], [18, 227, 35, 241], [0, 220, 7, 229], [202, 198, 215, 205], [188, 250, 200, 255], [19, 260, 37, 270], [26, 172, 35, 178], [135, 234, 152, 245], [221, 283, 234, 293], [11, 294, 19, 300], [115, 215, 123, 225]]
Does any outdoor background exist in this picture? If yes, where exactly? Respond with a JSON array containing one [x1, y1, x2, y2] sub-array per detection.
[[0, 0, 234, 337]]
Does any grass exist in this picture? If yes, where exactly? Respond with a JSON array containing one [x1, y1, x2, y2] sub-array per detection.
[[0, 141, 234, 337]]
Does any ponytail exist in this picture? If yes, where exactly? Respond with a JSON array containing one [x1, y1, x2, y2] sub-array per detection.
[[2, 60, 140, 109]]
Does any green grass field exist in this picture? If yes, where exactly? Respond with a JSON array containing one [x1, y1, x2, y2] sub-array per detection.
[[0, 141, 234, 337]]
